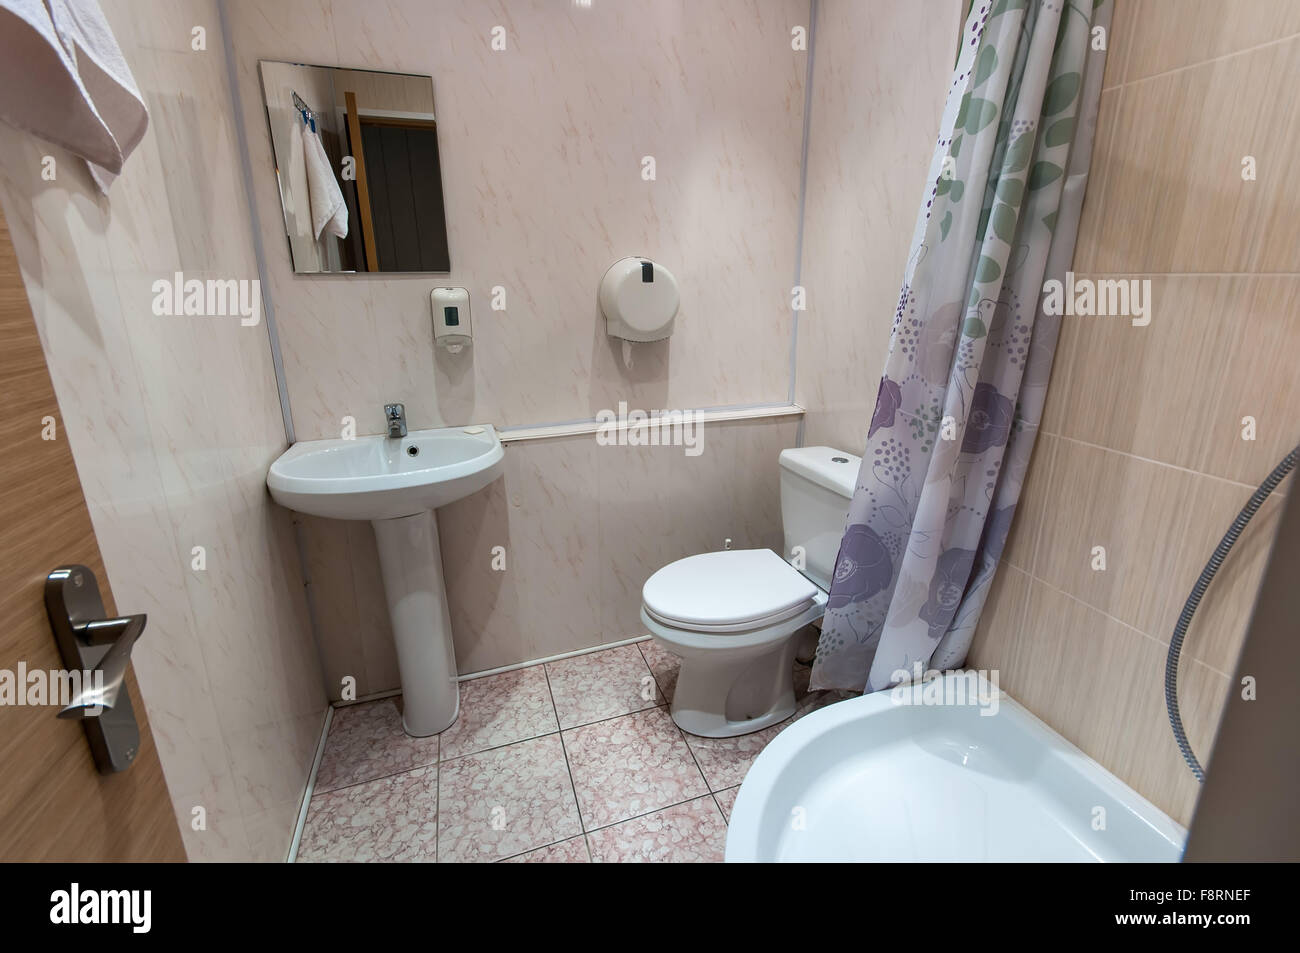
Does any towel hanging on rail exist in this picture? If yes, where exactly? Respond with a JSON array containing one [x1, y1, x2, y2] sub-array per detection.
[[0, 0, 149, 193], [303, 125, 347, 241]]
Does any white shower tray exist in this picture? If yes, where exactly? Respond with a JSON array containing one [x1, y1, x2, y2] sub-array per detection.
[[725, 671, 1186, 862]]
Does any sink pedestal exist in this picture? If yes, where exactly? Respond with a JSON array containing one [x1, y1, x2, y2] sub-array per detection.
[[266, 424, 505, 737], [371, 510, 459, 736]]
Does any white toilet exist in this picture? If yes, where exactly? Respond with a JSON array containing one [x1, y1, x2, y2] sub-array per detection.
[[640, 446, 859, 737]]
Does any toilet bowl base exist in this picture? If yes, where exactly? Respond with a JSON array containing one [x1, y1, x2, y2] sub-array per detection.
[[663, 636, 801, 738], [669, 696, 795, 738]]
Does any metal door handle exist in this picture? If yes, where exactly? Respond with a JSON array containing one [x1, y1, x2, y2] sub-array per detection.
[[56, 612, 146, 718], [44, 565, 146, 772]]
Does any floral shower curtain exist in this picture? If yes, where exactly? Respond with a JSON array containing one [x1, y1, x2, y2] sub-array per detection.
[[811, 0, 1111, 693]]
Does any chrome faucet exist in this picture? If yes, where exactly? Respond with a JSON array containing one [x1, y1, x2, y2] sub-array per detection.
[[384, 403, 407, 438]]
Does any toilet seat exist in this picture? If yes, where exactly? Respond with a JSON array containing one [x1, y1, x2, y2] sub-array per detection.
[[642, 549, 818, 633]]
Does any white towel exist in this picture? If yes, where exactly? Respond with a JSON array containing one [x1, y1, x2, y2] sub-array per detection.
[[303, 126, 347, 240], [284, 115, 311, 238], [0, 0, 148, 193]]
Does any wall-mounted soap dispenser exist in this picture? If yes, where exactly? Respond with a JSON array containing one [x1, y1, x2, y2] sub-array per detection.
[[599, 257, 679, 342], [431, 287, 472, 353]]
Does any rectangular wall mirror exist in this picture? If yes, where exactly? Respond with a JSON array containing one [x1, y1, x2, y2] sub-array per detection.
[[259, 60, 451, 274]]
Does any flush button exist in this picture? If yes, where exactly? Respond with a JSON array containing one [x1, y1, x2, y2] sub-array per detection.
[[832, 456, 849, 463], [463, 426, 484, 434]]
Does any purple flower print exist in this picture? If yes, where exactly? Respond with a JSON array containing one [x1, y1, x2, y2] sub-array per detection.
[[962, 382, 1014, 454], [869, 377, 903, 438], [918, 547, 976, 638], [827, 524, 893, 610]]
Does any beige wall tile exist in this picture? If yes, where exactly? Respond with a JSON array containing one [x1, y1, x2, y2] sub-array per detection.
[[966, 564, 1032, 675], [1000, 581, 1226, 825], [1002, 434, 1056, 573], [1049, 276, 1245, 469], [1198, 277, 1300, 484], [1087, 38, 1300, 274], [1034, 438, 1195, 635], [1101, 0, 1140, 90], [1158, 474, 1286, 675], [1123, 0, 1300, 82], [1068, 87, 1122, 276]]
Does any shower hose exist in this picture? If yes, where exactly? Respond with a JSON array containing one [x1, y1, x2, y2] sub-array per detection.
[[1165, 445, 1297, 781]]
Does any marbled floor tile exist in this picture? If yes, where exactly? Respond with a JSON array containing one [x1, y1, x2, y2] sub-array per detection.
[[297, 766, 437, 862], [501, 836, 591, 863], [683, 721, 786, 792], [586, 796, 727, 863], [437, 734, 582, 863], [439, 665, 559, 760], [546, 644, 662, 729], [713, 786, 741, 822], [314, 697, 438, 794], [563, 706, 708, 829], [638, 639, 680, 702], [683, 688, 848, 792]]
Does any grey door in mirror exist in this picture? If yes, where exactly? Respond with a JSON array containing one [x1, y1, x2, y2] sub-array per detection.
[[44, 566, 146, 773]]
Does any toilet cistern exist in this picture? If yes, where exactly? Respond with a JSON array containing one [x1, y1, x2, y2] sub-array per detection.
[[385, 402, 407, 438]]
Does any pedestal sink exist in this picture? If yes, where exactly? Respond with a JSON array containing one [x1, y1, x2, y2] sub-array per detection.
[[266, 425, 504, 736]]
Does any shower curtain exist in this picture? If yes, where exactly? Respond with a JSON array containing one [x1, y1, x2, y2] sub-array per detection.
[[811, 0, 1111, 693]]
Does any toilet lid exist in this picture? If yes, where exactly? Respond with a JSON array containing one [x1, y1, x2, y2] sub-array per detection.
[[642, 549, 818, 629]]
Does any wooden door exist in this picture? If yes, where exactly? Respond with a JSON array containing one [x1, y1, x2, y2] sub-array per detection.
[[0, 205, 185, 861]]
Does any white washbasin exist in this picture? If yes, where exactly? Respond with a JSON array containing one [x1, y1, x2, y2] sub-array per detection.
[[265, 423, 505, 737], [267, 425, 504, 520]]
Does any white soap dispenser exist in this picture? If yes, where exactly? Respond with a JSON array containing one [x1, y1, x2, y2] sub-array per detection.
[[431, 287, 472, 353]]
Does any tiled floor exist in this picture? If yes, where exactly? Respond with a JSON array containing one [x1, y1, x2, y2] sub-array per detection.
[[296, 638, 841, 863]]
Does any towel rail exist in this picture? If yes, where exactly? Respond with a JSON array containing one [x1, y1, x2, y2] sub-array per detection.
[[291, 90, 315, 131]]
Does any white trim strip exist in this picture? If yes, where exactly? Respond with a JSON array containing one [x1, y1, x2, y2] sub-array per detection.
[[789, 0, 818, 407], [499, 403, 804, 443], [286, 704, 333, 863]]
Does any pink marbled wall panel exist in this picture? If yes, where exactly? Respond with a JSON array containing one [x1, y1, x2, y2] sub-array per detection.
[[225, 0, 811, 440], [796, 0, 961, 454]]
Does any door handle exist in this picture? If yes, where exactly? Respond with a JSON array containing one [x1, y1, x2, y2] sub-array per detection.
[[44, 566, 146, 773], [56, 612, 146, 718]]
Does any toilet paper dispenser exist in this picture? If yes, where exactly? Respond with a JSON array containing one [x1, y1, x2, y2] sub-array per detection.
[[599, 257, 679, 342]]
